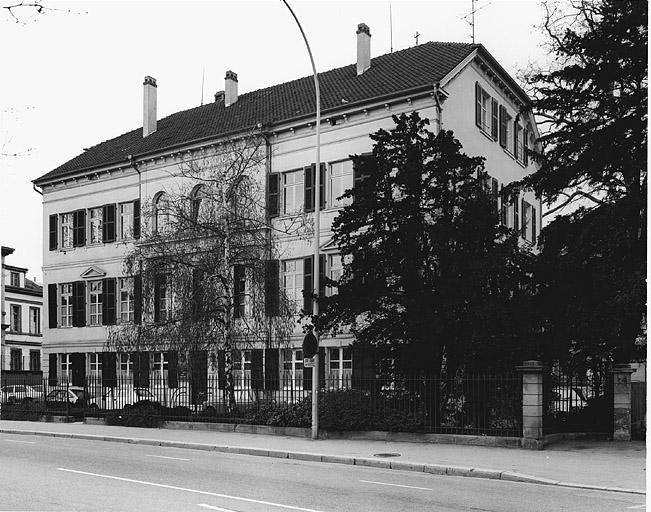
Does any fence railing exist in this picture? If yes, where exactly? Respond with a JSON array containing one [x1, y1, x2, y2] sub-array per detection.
[[0, 373, 523, 437]]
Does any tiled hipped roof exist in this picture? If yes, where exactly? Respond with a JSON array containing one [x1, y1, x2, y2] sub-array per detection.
[[35, 42, 479, 183]]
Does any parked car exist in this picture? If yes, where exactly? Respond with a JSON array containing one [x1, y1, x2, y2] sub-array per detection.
[[101, 387, 158, 410], [1, 384, 43, 404], [44, 386, 99, 412], [551, 387, 588, 413]]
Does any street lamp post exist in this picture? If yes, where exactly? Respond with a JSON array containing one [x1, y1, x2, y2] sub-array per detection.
[[281, 0, 321, 440]]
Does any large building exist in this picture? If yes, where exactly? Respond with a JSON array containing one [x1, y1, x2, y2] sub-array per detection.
[[33, 25, 540, 396], [1, 246, 43, 374]]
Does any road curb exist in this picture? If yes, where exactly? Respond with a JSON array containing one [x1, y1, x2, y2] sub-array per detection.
[[1, 428, 645, 496]]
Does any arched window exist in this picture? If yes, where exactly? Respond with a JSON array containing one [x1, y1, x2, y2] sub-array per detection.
[[153, 192, 170, 234], [190, 185, 204, 222]]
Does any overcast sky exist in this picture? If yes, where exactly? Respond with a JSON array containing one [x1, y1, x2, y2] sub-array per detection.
[[0, 0, 548, 282]]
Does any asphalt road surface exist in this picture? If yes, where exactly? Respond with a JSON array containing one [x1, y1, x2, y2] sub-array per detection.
[[0, 432, 645, 512]]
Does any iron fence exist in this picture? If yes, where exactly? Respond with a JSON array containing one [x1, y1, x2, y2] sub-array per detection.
[[1, 373, 522, 437]]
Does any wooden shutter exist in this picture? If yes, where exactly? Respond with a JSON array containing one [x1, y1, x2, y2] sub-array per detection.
[[190, 351, 207, 405], [264, 348, 280, 391], [499, 105, 507, 147], [513, 124, 520, 160], [48, 283, 58, 328], [70, 352, 86, 387], [251, 349, 264, 390], [524, 129, 529, 165], [101, 352, 117, 388], [532, 206, 537, 245], [521, 198, 527, 237], [73, 209, 85, 247], [319, 254, 326, 299], [133, 199, 141, 239], [134, 274, 142, 325], [267, 173, 280, 218], [217, 350, 226, 390], [167, 351, 179, 388], [102, 204, 116, 243], [304, 166, 314, 212], [49, 215, 58, 251], [102, 278, 116, 326], [265, 259, 280, 317], [319, 163, 326, 209], [475, 82, 482, 127], [72, 281, 86, 327], [48, 353, 58, 386], [513, 197, 520, 232], [491, 99, 499, 139], [303, 256, 313, 314], [132, 352, 150, 389]]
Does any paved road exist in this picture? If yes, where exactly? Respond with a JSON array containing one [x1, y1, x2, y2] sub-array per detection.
[[0, 433, 645, 511]]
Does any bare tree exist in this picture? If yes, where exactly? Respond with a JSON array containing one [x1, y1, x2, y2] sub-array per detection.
[[107, 133, 307, 412]]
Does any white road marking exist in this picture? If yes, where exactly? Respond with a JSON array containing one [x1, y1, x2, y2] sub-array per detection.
[[360, 480, 433, 491], [146, 454, 190, 461], [627, 506, 646, 510], [58, 468, 325, 512], [4, 439, 36, 444], [197, 505, 238, 512]]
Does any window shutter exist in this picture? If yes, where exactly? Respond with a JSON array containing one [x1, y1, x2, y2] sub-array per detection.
[[134, 273, 142, 325], [72, 281, 86, 327], [190, 350, 207, 405], [265, 259, 280, 317], [305, 165, 314, 212], [499, 185, 507, 226], [133, 200, 141, 239], [319, 254, 326, 299], [233, 265, 245, 319], [48, 283, 58, 328], [491, 99, 499, 139], [70, 352, 86, 387], [102, 278, 116, 326], [267, 173, 280, 218], [524, 129, 529, 165], [251, 349, 264, 390], [191, 268, 203, 321], [475, 82, 482, 127], [49, 215, 58, 251], [499, 106, 507, 147], [521, 198, 527, 237], [73, 209, 86, 247], [513, 197, 520, 231], [102, 204, 116, 243], [513, 124, 519, 160], [319, 163, 326, 209], [154, 274, 163, 323], [532, 206, 537, 244], [303, 256, 313, 314], [48, 353, 58, 387], [217, 350, 226, 390], [101, 352, 117, 388], [133, 352, 150, 389], [167, 351, 179, 388], [264, 348, 280, 391]]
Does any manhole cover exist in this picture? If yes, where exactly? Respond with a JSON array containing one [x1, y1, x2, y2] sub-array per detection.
[[373, 453, 401, 458]]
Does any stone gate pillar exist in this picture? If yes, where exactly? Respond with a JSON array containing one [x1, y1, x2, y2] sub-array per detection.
[[517, 360, 546, 450], [610, 363, 635, 441]]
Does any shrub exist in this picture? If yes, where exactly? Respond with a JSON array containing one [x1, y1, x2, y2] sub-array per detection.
[[105, 400, 164, 428]]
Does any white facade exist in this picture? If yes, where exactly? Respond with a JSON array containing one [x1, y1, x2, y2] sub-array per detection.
[[34, 32, 540, 387]]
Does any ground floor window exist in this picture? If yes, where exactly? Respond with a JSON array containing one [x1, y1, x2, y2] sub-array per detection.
[[282, 348, 304, 389], [29, 350, 40, 371], [233, 350, 251, 389], [119, 353, 132, 378], [60, 353, 72, 382], [10, 349, 22, 370], [328, 347, 352, 388], [89, 353, 102, 377]]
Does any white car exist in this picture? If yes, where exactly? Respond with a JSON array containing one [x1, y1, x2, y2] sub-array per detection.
[[101, 387, 158, 410], [1, 384, 43, 404], [551, 387, 587, 413]]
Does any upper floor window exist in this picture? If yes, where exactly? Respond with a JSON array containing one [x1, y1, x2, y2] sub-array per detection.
[[515, 124, 525, 163], [10, 272, 20, 287], [282, 259, 304, 310], [88, 280, 103, 326], [233, 265, 247, 319], [499, 105, 514, 153], [154, 193, 170, 234], [10, 304, 21, 332], [154, 274, 171, 323], [475, 83, 492, 133], [29, 307, 41, 334], [283, 170, 304, 214], [521, 200, 537, 245], [119, 202, 134, 239], [61, 213, 74, 249], [119, 278, 134, 324], [190, 185, 204, 222], [329, 161, 353, 208], [60, 283, 73, 328], [89, 207, 103, 244]]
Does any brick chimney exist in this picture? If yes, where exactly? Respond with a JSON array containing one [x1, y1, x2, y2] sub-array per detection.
[[214, 90, 225, 103], [143, 76, 157, 137], [356, 23, 371, 76], [225, 71, 238, 107]]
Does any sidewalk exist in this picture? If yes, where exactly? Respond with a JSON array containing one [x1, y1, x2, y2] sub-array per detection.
[[0, 419, 645, 495]]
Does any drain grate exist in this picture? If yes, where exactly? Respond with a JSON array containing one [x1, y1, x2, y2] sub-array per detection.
[[373, 453, 401, 458]]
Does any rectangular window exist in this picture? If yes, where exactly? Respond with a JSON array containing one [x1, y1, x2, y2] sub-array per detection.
[[327, 254, 343, 296], [522, 200, 537, 244], [10, 272, 20, 287], [515, 124, 525, 163], [10, 349, 22, 371], [60, 284, 73, 327], [29, 350, 40, 372], [329, 161, 353, 208], [233, 265, 246, 319], [61, 353, 72, 382], [29, 307, 41, 334], [282, 348, 304, 389], [513, 197, 520, 233], [119, 278, 134, 323], [475, 82, 492, 133], [89, 281, 103, 326], [61, 213, 74, 249], [267, 174, 280, 218], [153, 352, 168, 377], [283, 170, 304, 214], [119, 202, 134, 239], [89, 207, 103, 244], [328, 347, 352, 388], [119, 353, 132, 377], [282, 259, 304, 311], [155, 274, 171, 323], [10, 305, 21, 332], [89, 353, 102, 377], [233, 350, 251, 389]]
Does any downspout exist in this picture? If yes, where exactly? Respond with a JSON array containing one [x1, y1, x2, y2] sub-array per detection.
[[433, 83, 443, 135]]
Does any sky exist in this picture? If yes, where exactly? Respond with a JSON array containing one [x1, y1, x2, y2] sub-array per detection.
[[0, 0, 548, 283]]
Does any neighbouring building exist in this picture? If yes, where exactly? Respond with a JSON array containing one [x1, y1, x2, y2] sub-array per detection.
[[1, 247, 43, 375], [33, 25, 541, 398]]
